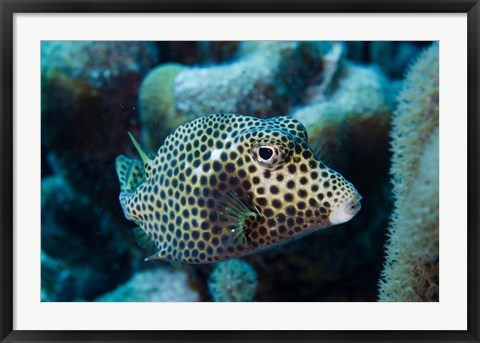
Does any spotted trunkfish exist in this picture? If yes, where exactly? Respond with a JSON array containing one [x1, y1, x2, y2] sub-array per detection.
[[116, 114, 362, 264]]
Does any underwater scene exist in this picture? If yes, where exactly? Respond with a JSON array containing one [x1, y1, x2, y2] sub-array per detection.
[[41, 41, 439, 302]]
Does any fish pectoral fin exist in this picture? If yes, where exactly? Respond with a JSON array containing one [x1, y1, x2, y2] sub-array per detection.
[[217, 191, 257, 246], [115, 155, 146, 192], [132, 227, 157, 255]]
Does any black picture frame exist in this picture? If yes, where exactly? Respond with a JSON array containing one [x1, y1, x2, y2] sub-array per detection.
[[1, 1, 479, 342]]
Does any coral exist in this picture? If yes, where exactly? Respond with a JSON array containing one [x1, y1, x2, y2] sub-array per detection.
[[378, 43, 439, 301], [41, 250, 109, 302], [41, 175, 99, 259], [294, 63, 392, 123], [41, 41, 159, 88], [41, 41, 162, 300], [95, 267, 200, 302], [41, 41, 158, 207], [303, 42, 345, 103], [139, 63, 185, 151], [139, 41, 332, 147], [41, 251, 64, 301], [174, 41, 325, 117], [208, 259, 258, 302], [292, 63, 394, 174], [41, 174, 135, 301]]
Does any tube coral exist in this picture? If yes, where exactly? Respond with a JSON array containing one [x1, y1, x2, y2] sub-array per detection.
[[378, 43, 439, 301]]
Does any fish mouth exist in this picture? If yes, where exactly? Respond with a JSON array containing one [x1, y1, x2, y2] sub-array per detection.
[[346, 194, 362, 216], [329, 193, 362, 225]]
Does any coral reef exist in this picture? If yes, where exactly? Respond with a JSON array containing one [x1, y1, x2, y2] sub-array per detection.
[[41, 175, 136, 301], [40, 41, 433, 302], [96, 267, 200, 302], [208, 259, 258, 302], [40, 42, 159, 301], [41, 41, 158, 203], [378, 43, 439, 301], [139, 41, 333, 148]]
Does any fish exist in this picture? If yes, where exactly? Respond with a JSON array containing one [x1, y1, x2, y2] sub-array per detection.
[[116, 113, 362, 264]]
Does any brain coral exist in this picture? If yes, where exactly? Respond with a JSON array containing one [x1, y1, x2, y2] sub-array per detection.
[[208, 259, 258, 302], [378, 42, 439, 301]]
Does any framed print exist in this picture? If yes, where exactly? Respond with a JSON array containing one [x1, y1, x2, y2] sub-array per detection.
[[1, 1, 479, 342]]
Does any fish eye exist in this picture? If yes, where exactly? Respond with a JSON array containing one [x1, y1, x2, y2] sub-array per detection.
[[254, 144, 282, 168], [259, 147, 273, 160]]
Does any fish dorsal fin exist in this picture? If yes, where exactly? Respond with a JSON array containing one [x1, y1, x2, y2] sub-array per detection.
[[127, 132, 154, 178], [132, 227, 157, 255], [115, 155, 146, 192], [217, 191, 258, 246]]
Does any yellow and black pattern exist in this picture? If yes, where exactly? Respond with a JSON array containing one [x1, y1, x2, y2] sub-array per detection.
[[116, 114, 362, 264]]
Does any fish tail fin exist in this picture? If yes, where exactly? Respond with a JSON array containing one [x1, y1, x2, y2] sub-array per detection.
[[115, 155, 146, 193]]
